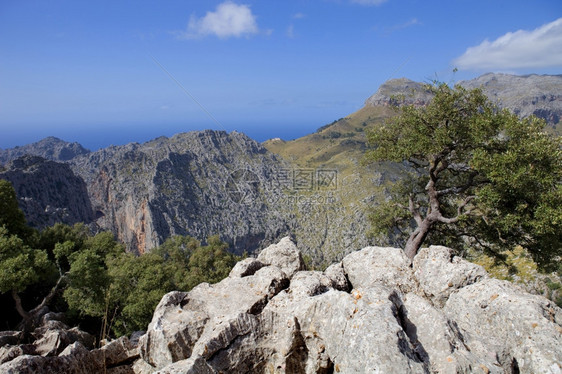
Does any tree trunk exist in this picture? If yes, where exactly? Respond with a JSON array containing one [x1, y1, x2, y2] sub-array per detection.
[[404, 219, 432, 260], [12, 290, 34, 341], [403, 156, 445, 260], [11, 289, 31, 321]]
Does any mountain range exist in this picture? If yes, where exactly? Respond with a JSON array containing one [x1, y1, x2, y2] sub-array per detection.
[[1, 73, 561, 262]]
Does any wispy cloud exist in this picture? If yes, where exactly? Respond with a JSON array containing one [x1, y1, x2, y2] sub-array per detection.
[[287, 13, 305, 39], [454, 18, 562, 70], [287, 24, 295, 38], [381, 18, 421, 35], [392, 18, 421, 31], [350, 0, 387, 6], [177, 1, 259, 39]]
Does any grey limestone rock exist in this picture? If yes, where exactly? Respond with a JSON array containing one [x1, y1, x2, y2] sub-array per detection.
[[257, 236, 305, 277], [229, 257, 265, 278], [0, 321, 137, 373], [445, 278, 562, 374], [91, 336, 140, 368], [0, 155, 94, 228], [323, 261, 351, 292], [0, 342, 99, 374], [139, 264, 290, 369], [342, 245, 417, 293], [413, 245, 488, 307], [135, 237, 562, 374]]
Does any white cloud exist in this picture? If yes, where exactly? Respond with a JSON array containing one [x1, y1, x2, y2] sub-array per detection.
[[454, 18, 562, 70], [179, 1, 259, 39], [350, 0, 387, 6], [292, 13, 305, 19], [287, 24, 295, 38]]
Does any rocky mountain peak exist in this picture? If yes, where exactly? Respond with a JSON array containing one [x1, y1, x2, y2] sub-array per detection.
[[0, 136, 90, 165], [364, 77, 434, 107], [459, 73, 562, 128], [365, 73, 562, 129]]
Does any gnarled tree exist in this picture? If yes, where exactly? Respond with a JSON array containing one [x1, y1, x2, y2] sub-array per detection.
[[366, 83, 562, 267]]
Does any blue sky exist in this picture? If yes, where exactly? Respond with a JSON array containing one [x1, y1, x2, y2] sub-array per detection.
[[1, 0, 561, 150]]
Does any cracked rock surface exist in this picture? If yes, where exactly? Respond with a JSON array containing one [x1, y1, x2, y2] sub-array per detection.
[[135, 239, 562, 374]]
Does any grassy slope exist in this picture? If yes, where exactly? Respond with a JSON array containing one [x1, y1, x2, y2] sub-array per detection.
[[264, 105, 396, 169], [263, 104, 404, 266]]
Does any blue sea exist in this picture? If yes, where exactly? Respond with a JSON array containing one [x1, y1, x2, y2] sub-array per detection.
[[0, 121, 322, 151]]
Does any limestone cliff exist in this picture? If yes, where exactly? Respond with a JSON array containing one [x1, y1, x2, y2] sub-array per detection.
[[0, 155, 94, 229], [70, 130, 292, 254]]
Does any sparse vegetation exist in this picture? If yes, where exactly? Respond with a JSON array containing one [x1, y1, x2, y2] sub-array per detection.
[[473, 246, 562, 307]]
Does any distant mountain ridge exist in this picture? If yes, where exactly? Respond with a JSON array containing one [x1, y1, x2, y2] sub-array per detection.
[[364, 73, 562, 130], [0, 136, 90, 165], [460, 73, 562, 129]]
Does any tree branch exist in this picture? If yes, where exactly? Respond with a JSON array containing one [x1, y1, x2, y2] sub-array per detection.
[[29, 274, 66, 316], [435, 195, 475, 224]]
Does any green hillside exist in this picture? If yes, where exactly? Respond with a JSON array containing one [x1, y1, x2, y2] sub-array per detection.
[[264, 105, 396, 169]]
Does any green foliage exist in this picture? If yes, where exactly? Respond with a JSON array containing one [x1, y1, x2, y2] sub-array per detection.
[[62, 232, 124, 318], [0, 180, 33, 241], [154, 234, 236, 291], [366, 83, 562, 266], [0, 227, 55, 294], [107, 252, 173, 335], [64, 249, 110, 317], [38, 223, 89, 256]]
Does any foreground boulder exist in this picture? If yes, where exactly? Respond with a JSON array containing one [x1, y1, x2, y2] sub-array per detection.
[[135, 238, 562, 373]]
